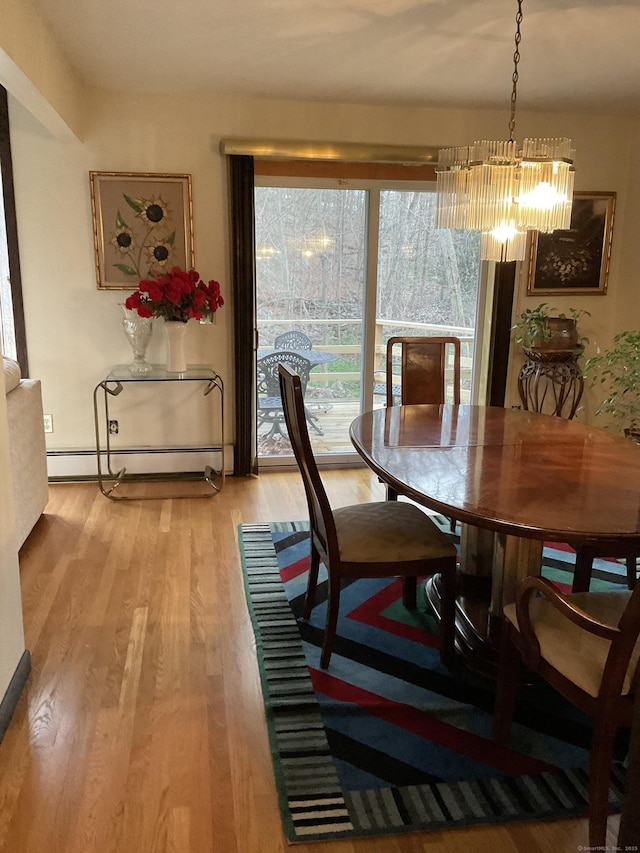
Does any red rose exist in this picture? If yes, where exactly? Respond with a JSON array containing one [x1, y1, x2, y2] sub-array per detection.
[[148, 282, 163, 301], [125, 292, 141, 309]]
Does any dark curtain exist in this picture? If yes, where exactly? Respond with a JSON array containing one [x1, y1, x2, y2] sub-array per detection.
[[0, 86, 28, 375], [487, 262, 516, 407], [228, 155, 257, 475]]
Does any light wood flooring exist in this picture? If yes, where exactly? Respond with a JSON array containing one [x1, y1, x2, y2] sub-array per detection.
[[0, 471, 621, 852]]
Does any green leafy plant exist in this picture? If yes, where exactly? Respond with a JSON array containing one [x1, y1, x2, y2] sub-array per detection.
[[512, 303, 590, 348], [584, 330, 640, 435]]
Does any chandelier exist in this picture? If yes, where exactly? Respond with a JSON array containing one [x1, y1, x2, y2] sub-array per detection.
[[434, 0, 575, 262]]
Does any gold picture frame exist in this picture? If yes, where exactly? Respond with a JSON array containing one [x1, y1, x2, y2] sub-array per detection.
[[526, 191, 616, 296], [90, 171, 194, 290]]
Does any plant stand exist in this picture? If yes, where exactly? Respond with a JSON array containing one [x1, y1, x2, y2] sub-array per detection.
[[517, 349, 584, 419]]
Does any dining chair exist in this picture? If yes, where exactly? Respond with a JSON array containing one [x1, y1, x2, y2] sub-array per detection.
[[257, 351, 320, 438], [274, 330, 312, 350], [384, 335, 461, 407], [572, 544, 637, 593], [384, 336, 461, 518], [278, 363, 459, 669], [492, 575, 640, 847]]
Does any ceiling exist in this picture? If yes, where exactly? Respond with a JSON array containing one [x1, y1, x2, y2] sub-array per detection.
[[28, 0, 640, 116]]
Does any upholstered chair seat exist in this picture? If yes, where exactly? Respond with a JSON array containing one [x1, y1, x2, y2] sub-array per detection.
[[333, 502, 456, 565]]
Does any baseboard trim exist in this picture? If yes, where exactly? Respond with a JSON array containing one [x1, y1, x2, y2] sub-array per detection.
[[0, 650, 31, 744], [46, 445, 234, 479]]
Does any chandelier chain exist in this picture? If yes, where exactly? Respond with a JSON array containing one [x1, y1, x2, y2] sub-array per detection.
[[509, 0, 523, 142]]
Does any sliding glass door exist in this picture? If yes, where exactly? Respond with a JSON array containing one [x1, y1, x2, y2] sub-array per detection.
[[373, 189, 481, 408], [255, 178, 483, 463]]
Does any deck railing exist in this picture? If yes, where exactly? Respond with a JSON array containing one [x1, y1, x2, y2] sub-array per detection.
[[258, 318, 475, 400]]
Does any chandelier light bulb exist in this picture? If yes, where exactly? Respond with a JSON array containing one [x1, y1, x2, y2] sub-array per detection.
[[491, 222, 519, 243]]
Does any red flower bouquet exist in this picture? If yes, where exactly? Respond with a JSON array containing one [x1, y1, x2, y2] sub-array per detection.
[[125, 266, 224, 322]]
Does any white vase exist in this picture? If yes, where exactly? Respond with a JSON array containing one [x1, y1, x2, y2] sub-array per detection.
[[121, 306, 153, 375], [165, 321, 188, 373]]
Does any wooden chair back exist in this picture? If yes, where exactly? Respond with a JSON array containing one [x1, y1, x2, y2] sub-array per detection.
[[278, 363, 337, 567], [385, 336, 461, 407]]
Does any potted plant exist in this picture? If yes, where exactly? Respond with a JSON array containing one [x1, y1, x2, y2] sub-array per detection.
[[513, 303, 590, 358], [584, 330, 640, 440]]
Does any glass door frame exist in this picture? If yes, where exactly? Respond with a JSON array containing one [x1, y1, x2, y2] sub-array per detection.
[[254, 174, 493, 468]]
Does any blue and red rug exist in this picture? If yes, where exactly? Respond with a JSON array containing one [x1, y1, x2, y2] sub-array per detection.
[[239, 519, 628, 842]]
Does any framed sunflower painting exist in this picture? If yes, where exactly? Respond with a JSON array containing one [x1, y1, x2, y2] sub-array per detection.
[[90, 171, 194, 290]]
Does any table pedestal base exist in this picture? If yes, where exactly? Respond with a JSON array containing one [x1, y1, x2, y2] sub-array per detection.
[[426, 527, 544, 679], [425, 572, 499, 678]]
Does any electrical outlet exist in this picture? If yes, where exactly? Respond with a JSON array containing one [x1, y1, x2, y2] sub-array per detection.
[[108, 420, 119, 435], [43, 413, 53, 433]]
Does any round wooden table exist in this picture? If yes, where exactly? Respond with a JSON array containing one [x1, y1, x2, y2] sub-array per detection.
[[350, 404, 640, 672]]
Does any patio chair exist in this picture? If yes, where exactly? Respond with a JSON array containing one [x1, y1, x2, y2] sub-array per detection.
[[279, 362, 459, 669], [493, 575, 640, 847], [257, 351, 321, 438], [274, 330, 312, 350]]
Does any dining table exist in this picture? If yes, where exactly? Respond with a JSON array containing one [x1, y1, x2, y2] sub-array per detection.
[[349, 403, 640, 673]]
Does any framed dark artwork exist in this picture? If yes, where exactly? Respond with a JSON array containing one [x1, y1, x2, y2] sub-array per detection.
[[526, 191, 616, 295], [90, 171, 194, 290]]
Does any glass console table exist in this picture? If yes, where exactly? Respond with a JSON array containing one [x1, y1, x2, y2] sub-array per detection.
[[93, 364, 224, 500]]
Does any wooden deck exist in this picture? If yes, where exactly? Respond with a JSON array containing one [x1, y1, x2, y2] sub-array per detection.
[[258, 396, 372, 458], [256, 328, 474, 460], [258, 384, 472, 459]]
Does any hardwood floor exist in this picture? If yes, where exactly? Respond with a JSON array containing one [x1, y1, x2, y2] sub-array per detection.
[[0, 471, 620, 852]]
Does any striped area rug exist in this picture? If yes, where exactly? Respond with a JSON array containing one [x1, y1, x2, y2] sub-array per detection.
[[239, 519, 628, 842]]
